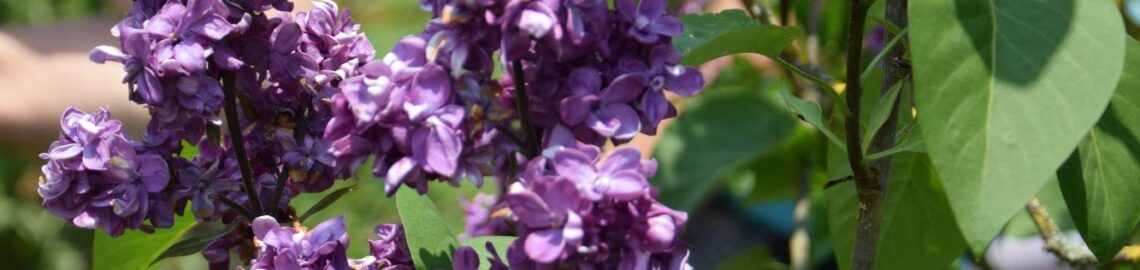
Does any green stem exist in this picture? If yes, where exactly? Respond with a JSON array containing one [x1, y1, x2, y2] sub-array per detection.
[[510, 60, 540, 158], [221, 73, 264, 216]]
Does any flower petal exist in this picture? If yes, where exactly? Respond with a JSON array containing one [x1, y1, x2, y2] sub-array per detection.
[[559, 94, 597, 126], [192, 15, 233, 41], [252, 215, 280, 240], [524, 228, 566, 263], [666, 66, 705, 96], [505, 185, 555, 227], [552, 149, 598, 184], [89, 46, 128, 64], [599, 147, 642, 176], [597, 170, 647, 200], [600, 74, 645, 104], [650, 16, 683, 37]]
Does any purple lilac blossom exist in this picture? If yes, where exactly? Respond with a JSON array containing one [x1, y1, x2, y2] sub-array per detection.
[[244, 216, 513, 270], [38, 108, 173, 236], [327, 0, 704, 195], [247, 215, 353, 269], [501, 142, 691, 269]]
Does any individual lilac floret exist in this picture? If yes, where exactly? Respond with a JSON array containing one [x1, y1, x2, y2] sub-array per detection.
[[357, 224, 415, 269], [502, 143, 690, 268], [248, 215, 353, 269], [617, 0, 682, 44], [38, 107, 173, 236]]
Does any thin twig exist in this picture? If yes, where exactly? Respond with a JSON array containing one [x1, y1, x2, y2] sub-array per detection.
[[1025, 198, 1098, 265], [222, 73, 264, 216], [1024, 198, 1140, 267], [510, 60, 539, 158], [824, 175, 855, 189]]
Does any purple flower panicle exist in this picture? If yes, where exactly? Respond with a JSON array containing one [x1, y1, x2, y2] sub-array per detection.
[[500, 142, 691, 269], [39, 108, 173, 236]]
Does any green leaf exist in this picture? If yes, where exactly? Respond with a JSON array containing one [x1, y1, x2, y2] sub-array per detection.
[[780, 89, 846, 151], [910, 0, 1125, 254], [1057, 39, 1140, 262], [827, 152, 966, 270], [150, 221, 237, 266], [861, 81, 904, 152], [735, 127, 827, 204], [866, 129, 925, 161], [673, 9, 804, 66], [93, 206, 196, 270], [869, 15, 903, 35], [652, 88, 795, 212], [860, 27, 908, 82], [298, 184, 357, 223], [459, 236, 515, 270], [396, 187, 459, 270]]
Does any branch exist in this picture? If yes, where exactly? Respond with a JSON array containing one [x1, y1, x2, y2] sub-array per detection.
[[847, 0, 911, 268], [1025, 197, 1097, 265], [1025, 197, 1140, 266], [222, 72, 264, 216]]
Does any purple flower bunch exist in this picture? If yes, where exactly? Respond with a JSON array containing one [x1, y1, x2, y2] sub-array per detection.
[[78, 0, 378, 223], [41, 0, 701, 268], [89, 0, 244, 146], [324, 0, 704, 196], [501, 140, 691, 269], [38, 108, 172, 236], [246, 215, 416, 270]]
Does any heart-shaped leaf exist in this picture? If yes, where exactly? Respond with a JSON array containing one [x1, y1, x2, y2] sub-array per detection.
[[910, 0, 1125, 253]]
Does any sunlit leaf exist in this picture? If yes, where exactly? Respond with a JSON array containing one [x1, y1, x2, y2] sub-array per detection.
[[396, 187, 459, 270], [910, 0, 1125, 253], [674, 9, 803, 65], [93, 206, 196, 270]]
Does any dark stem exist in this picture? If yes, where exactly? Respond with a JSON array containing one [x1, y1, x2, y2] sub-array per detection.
[[222, 72, 264, 216], [510, 60, 540, 158], [213, 194, 256, 221], [270, 166, 288, 219], [850, 0, 910, 268], [841, 0, 884, 269]]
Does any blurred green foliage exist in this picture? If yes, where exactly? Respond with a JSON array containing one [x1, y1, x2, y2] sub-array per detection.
[[0, 0, 105, 25]]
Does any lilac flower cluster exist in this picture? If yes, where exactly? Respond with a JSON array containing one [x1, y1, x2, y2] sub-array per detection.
[[80, 0, 377, 224], [38, 108, 172, 236], [500, 131, 691, 269], [246, 215, 516, 270], [40, 0, 702, 268], [325, 0, 704, 195]]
